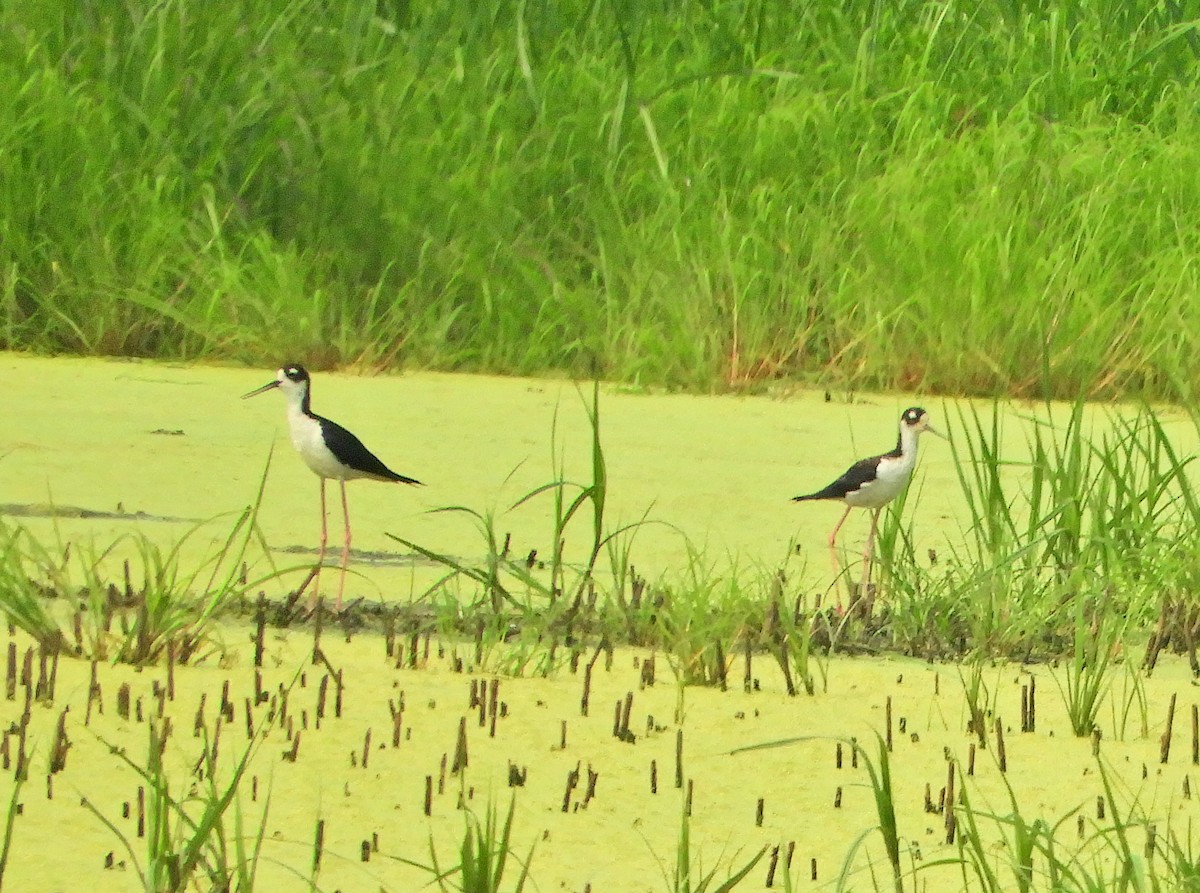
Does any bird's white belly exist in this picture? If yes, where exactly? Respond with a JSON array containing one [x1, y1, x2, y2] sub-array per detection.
[[287, 409, 350, 480], [845, 455, 915, 508]]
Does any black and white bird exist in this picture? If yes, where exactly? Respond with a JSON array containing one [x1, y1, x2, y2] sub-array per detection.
[[243, 364, 421, 610], [793, 407, 942, 588]]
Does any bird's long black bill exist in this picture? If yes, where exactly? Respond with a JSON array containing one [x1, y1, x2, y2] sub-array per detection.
[[242, 380, 280, 399]]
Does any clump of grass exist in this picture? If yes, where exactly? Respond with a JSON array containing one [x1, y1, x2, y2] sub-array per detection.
[[656, 546, 759, 690], [650, 791, 766, 893], [844, 735, 905, 893], [0, 521, 67, 650], [393, 794, 536, 893], [1057, 581, 1124, 737], [942, 767, 1063, 893], [1109, 661, 1149, 741], [0, 453, 279, 665], [83, 710, 273, 892], [753, 560, 830, 696], [928, 755, 1200, 893], [959, 660, 997, 746], [391, 382, 653, 670], [882, 398, 1191, 662]]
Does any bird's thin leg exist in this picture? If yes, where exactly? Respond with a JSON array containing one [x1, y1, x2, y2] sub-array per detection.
[[337, 478, 351, 612], [304, 479, 329, 611], [827, 504, 853, 574]]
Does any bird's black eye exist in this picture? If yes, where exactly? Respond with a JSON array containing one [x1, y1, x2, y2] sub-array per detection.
[[285, 367, 302, 380]]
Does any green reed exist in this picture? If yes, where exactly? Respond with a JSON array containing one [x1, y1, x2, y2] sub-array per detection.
[[83, 710, 274, 893], [879, 397, 1196, 662], [651, 790, 766, 893], [6, 1, 1200, 398], [390, 381, 653, 666], [918, 754, 1200, 892], [0, 768, 24, 891], [392, 794, 536, 893], [843, 735, 905, 893]]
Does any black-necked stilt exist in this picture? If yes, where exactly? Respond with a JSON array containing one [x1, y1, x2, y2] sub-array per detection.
[[243, 364, 421, 611], [793, 406, 943, 590]]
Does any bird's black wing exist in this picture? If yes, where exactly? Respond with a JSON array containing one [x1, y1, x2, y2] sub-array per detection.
[[792, 454, 883, 502], [318, 416, 422, 485]]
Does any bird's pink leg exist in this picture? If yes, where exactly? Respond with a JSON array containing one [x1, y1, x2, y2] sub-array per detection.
[[827, 504, 853, 574], [337, 478, 351, 612]]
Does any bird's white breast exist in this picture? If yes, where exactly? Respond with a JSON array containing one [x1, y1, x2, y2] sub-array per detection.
[[844, 452, 917, 509], [286, 405, 349, 480]]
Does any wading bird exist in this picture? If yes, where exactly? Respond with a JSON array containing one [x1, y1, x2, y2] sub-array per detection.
[[243, 364, 421, 611], [793, 406, 942, 591]]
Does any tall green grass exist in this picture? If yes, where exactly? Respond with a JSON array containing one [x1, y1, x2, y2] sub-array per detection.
[[5, 1, 1200, 396], [881, 397, 1200, 663]]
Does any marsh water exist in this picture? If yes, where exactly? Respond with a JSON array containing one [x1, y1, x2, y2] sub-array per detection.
[[5, 353, 967, 591], [8, 352, 1176, 594], [3, 353, 1200, 892]]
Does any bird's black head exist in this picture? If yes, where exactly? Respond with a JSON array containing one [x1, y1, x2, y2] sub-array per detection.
[[900, 406, 945, 440], [281, 364, 310, 385], [243, 363, 312, 404]]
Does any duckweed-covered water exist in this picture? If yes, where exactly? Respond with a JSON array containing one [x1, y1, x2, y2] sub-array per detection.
[[3, 354, 1199, 892]]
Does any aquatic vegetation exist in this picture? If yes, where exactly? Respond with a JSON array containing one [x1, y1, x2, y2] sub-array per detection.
[[0, 455, 280, 665], [0, 522, 64, 651], [0, 606, 1197, 892], [880, 397, 1200, 663], [651, 791, 766, 893], [408, 795, 536, 893], [0, 761, 25, 889], [934, 756, 1200, 893], [389, 381, 655, 671], [82, 711, 274, 893], [7, 368, 1200, 686], [846, 735, 905, 893], [7, 358, 1200, 890]]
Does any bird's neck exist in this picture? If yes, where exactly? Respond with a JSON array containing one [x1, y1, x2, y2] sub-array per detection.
[[289, 387, 313, 417], [894, 427, 921, 460], [285, 390, 315, 429]]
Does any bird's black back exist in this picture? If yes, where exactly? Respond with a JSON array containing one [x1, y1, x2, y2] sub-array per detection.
[[317, 415, 421, 484], [792, 454, 885, 502], [792, 428, 905, 503]]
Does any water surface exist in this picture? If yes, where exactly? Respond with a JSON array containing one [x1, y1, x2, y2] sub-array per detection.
[[0, 353, 1079, 601]]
